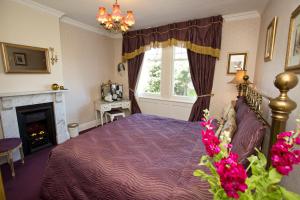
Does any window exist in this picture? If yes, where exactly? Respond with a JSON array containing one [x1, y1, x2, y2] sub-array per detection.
[[172, 47, 196, 98], [138, 48, 162, 95], [137, 47, 196, 102]]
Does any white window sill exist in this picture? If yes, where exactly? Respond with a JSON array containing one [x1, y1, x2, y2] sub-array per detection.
[[138, 95, 195, 104]]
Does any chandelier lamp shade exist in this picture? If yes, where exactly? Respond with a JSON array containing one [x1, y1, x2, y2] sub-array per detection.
[[96, 0, 135, 33]]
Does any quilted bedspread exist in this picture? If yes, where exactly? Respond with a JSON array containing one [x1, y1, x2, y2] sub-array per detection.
[[40, 114, 211, 200]]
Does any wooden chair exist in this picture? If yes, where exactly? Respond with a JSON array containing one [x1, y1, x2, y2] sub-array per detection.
[[0, 138, 24, 177]]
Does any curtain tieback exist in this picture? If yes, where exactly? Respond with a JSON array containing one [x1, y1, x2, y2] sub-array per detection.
[[197, 93, 214, 98], [129, 88, 136, 95]]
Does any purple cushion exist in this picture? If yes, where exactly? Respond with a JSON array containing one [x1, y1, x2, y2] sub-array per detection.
[[231, 111, 266, 165], [0, 138, 22, 152], [107, 109, 124, 114], [235, 96, 246, 111], [211, 118, 219, 132], [236, 102, 251, 125]]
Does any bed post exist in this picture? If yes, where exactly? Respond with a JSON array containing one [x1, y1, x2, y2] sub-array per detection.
[[268, 72, 298, 163]]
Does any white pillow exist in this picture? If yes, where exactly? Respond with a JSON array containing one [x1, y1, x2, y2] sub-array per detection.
[[220, 113, 237, 139], [222, 102, 234, 121]]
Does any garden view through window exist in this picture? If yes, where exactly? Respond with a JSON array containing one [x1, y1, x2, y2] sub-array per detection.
[[173, 47, 196, 97], [138, 48, 162, 95], [138, 46, 196, 101]]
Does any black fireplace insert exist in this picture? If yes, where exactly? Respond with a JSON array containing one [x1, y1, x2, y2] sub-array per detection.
[[16, 103, 57, 155]]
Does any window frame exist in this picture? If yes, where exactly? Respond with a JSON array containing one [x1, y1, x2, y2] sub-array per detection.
[[137, 46, 196, 104]]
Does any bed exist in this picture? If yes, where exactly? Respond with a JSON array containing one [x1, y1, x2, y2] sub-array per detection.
[[40, 72, 298, 200], [40, 114, 212, 200]]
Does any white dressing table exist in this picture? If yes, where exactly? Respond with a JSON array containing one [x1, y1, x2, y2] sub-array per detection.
[[95, 100, 131, 126]]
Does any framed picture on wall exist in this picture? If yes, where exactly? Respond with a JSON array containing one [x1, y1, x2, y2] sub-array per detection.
[[264, 17, 278, 62], [227, 53, 247, 74], [285, 5, 300, 73]]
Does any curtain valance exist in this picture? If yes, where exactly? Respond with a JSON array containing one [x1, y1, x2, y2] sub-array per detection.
[[122, 15, 223, 61]]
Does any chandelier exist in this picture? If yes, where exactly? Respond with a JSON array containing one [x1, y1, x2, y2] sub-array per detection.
[[96, 0, 135, 33]]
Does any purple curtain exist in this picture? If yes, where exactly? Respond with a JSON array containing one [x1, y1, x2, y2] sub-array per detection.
[[188, 51, 217, 122], [122, 16, 223, 62], [127, 53, 144, 114]]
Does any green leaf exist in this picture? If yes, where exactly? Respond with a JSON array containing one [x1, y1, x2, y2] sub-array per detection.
[[248, 154, 268, 176], [265, 186, 282, 200], [246, 175, 260, 190], [193, 169, 206, 177], [257, 150, 267, 167], [268, 168, 282, 184], [199, 155, 209, 165], [239, 193, 253, 200], [247, 154, 258, 163], [280, 187, 300, 200]]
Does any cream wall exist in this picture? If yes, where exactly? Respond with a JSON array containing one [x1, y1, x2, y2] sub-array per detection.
[[0, 0, 64, 139], [113, 17, 261, 120], [0, 0, 64, 93], [211, 17, 260, 116], [254, 0, 300, 193], [60, 22, 114, 129]]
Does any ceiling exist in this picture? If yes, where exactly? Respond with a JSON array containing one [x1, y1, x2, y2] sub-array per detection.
[[32, 0, 270, 30]]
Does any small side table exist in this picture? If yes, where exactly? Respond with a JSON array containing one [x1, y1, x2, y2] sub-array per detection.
[[0, 138, 24, 177]]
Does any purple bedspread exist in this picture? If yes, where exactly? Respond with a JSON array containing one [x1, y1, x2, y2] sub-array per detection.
[[40, 114, 211, 200]]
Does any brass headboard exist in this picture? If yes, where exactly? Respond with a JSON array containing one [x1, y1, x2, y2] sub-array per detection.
[[241, 81, 270, 127], [238, 72, 298, 165]]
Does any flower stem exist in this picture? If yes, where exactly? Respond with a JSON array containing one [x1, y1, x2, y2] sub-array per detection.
[[246, 160, 255, 172]]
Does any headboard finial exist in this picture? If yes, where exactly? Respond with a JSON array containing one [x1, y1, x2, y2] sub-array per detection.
[[274, 72, 298, 91]]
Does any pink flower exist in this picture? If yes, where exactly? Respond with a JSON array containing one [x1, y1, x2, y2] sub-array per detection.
[[215, 152, 248, 199], [271, 131, 300, 175], [295, 137, 300, 145], [226, 143, 233, 149], [200, 118, 221, 157], [276, 166, 293, 176], [200, 118, 232, 157], [200, 118, 215, 130], [293, 150, 300, 164], [277, 131, 292, 139], [202, 133, 221, 157]]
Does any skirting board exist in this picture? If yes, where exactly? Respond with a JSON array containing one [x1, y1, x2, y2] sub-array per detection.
[[78, 120, 100, 132]]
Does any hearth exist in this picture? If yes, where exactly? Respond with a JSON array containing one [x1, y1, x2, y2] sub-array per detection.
[[16, 103, 57, 155]]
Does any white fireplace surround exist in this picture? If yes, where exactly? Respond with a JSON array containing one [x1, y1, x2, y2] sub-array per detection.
[[0, 90, 70, 160]]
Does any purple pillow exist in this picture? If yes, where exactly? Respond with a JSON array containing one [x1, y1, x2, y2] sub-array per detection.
[[236, 102, 251, 125], [235, 97, 246, 111], [231, 111, 266, 165]]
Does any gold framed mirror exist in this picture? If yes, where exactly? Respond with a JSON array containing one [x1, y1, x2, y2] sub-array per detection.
[[0, 42, 51, 73]]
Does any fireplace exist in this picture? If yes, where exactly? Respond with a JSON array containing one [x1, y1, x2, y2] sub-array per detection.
[[16, 103, 57, 155]]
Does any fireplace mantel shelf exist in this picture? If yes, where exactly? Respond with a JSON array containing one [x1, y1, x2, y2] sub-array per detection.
[[0, 89, 69, 98]]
